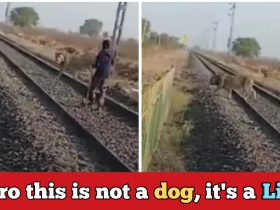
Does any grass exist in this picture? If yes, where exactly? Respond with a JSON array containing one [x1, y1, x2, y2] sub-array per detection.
[[208, 50, 280, 80], [148, 86, 193, 171], [206, 50, 280, 96], [0, 23, 138, 61], [0, 23, 139, 102], [142, 45, 188, 85], [0, 23, 139, 81], [142, 46, 191, 171], [146, 50, 195, 171]]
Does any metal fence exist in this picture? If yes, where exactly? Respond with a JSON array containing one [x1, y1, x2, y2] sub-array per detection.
[[142, 66, 175, 171]]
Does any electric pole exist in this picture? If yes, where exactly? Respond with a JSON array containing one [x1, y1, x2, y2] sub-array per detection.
[[202, 31, 206, 49], [112, 2, 127, 50], [142, 20, 148, 41], [5, 2, 11, 24], [227, 3, 236, 55], [212, 21, 218, 51], [111, 2, 127, 75], [204, 28, 211, 50]]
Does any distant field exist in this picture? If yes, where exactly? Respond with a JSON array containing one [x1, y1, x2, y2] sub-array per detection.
[[0, 23, 138, 61], [143, 45, 191, 171], [207, 51, 280, 95], [0, 23, 138, 103], [142, 46, 188, 86]]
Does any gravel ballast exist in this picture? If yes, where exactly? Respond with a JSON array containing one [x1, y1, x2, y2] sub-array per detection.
[[183, 54, 280, 171], [0, 57, 99, 171], [0, 40, 138, 170]]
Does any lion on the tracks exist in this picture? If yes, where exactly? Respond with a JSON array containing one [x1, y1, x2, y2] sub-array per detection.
[[210, 73, 256, 100], [52, 46, 95, 89], [54, 46, 83, 69]]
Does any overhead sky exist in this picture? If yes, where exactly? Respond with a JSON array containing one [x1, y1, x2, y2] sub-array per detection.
[[0, 2, 138, 39], [143, 2, 280, 58]]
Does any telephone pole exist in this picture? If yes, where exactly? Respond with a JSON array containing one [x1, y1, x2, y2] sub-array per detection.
[[204, 28, 211, 50], [227, 3, 236, 55], [111, 2, 127, 74], [5, 2, 11, 24], [212, 21, 218, 51], [112, 3, 127, 49]]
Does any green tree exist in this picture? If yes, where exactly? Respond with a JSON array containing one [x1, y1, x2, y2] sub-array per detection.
[[10, 7, 39, 27], [149, 31, 159, 44], [159, 33, 170, 47], [79, 19, 103, 36], [142, 18, 151, 41], [232, 37, 261, 57]]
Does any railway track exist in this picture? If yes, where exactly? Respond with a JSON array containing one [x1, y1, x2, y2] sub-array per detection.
[[0, 57, 100, 171], [0, 35, 138, 171], [180, 53, 280, 171], [0, 35, 138, 124], [194, 52, 280, 139]]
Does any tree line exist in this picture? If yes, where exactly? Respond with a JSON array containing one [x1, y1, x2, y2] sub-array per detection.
[[8, 7, 262, 57], [142, 18, 182, 48], [232, 37, 261, 58], [8, 6, 108, 37]]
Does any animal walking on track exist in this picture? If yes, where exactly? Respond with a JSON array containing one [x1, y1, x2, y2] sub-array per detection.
[[210, 73, 257, 100]]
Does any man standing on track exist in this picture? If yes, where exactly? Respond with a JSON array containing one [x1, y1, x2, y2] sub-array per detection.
[[87, 39, 114, 109]]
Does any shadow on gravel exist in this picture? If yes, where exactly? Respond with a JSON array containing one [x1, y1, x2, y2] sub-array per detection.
[[182, 89, 252, 172]]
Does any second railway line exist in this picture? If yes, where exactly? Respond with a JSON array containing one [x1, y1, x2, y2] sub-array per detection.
[[195, 52, 280, 138], [178, 53, 280, 171]]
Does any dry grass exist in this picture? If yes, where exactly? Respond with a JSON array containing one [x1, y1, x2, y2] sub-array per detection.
[[145, 47, 192, 171], [0, 23, 138, 61], [206, 51, 280, 95], [142, 46, 188, 86], [0, 23, 138, 102], [148, 74, 194, 171]]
